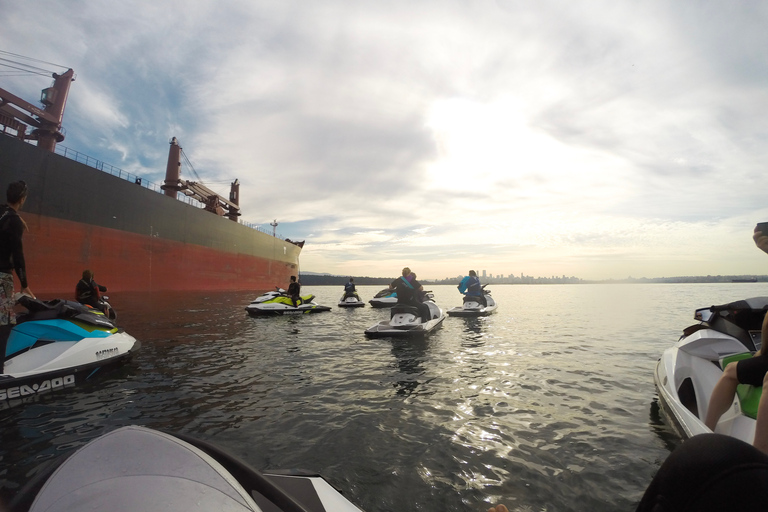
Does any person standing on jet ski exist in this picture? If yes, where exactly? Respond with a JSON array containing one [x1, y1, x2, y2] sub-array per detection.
[[288, 275, 301, 307], [75, 269, 108, 312], [389, 267, 430, 322], [344, 277, 357, 298], [1, 181, 35, 373], [458, 270, 487, 307]]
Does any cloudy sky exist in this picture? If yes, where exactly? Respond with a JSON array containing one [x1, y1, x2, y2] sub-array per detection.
[[2, 1, 768, 280]]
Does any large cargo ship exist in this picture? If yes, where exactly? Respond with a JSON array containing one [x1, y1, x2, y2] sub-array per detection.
[[0, 68, 302, 295]]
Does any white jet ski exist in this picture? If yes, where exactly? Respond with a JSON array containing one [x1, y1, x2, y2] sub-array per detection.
[[368, 288, 397, 308], [1, 296, 140, 404], [245, 288, 332, 316], [364, 299, 445, 338], [446, 286, 498, 317], [654, 297, 767, 442], [11, 425, 363, 512], [338, 292, 365, 308]]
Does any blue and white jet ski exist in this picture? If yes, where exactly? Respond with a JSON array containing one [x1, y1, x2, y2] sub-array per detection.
[[338, 291, 365, 308], [447, 286, 498, 317], [11, 425, 364, 512], [1, 296, 140, 403], [245, 288, 332, 316], [365, 299, 445, 338], [655, 297, 767, 443], [368, 288, 397, 308]]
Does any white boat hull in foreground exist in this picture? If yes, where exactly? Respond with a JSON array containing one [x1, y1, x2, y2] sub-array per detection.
[[14, 425, 363, 512], [654, 297, 767, 443]]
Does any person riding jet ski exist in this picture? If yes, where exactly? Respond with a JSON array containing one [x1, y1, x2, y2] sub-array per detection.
[[389, 267, 430, 322], [343, 277, 357, 298], [287, 275, 301, 306], [75, 269, 109, 313], [458, 270, 487, 307]]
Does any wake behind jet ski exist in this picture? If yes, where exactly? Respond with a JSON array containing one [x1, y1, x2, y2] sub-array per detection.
[[447, 285, 498, 317], [654, 297, 768, 443], [1, 296, 140, 403], [11, 425, 364, 512], [245, 288, 332, 316]]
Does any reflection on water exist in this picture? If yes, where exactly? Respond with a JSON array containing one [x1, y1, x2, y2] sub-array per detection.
[[2, 283, 768, 511], [390, 338, 431, 397]]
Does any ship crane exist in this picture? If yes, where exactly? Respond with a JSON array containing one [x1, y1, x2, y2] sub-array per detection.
[[0, 69, 75, 152], [161, 137, 241, 221]]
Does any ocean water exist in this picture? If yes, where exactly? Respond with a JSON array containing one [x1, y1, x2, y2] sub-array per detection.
[[2, 282, 767, 511]]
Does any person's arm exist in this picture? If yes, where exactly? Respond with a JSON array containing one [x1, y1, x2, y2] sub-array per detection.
[[97, 283, 107, 292]]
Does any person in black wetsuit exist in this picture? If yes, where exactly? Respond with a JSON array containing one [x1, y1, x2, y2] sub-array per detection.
[[75, 269, 108, 312], [1, 181, 36, 373], [287, 275, 301, 307], [389, 267, 431, 322]]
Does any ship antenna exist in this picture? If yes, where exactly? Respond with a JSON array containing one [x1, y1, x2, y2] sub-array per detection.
[[270, 219, 278, 237]]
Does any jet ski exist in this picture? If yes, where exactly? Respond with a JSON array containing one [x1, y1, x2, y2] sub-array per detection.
[[245, 288, 332, 316], [10, 425, 364, 512], [364, 299, 445, 338], [338, 291, 365, 308], [654, 297, 767, 442], [368, 288, 397, 308], [446, 286, 498, 317], [1, 296, 140, 403]]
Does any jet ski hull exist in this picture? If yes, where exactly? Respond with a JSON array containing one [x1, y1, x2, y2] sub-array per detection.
[[1, 298, 140, 404], [245, 290, 332, 316], [338, 294, 365, 308], [446, 295, 498, 317], [654, 297, 768, 444], [245, 304, 332, 316], [1, 334, 140, 403], [447, 288, 498, 317], [12, 425, 363, 512], [365, 302, 446, 338]]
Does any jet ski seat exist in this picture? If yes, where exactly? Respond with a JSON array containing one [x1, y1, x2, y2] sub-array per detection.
[[721, 352, 763, 419], [391, 305, 420, 317]]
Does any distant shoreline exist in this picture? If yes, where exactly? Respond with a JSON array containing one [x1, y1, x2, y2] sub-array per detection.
[[299, 273, 768, 286]]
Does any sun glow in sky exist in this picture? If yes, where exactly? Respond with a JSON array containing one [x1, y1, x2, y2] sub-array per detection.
[[3, 1, 768, 280]]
